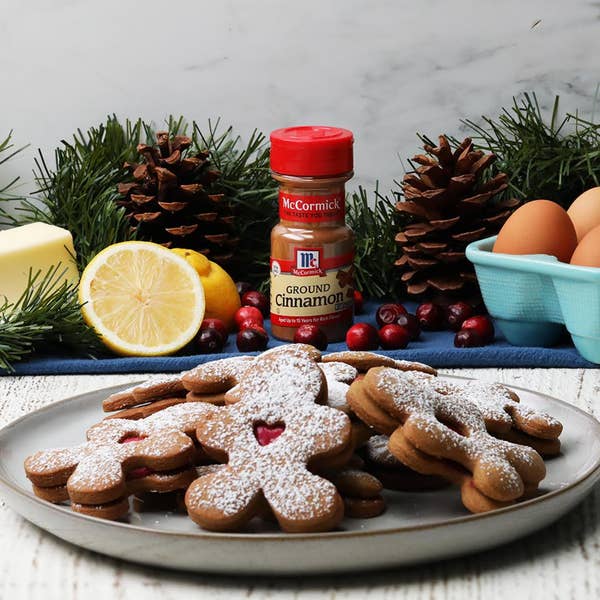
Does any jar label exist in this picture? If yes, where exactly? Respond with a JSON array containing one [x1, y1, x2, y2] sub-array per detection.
[[278, 191, 345, 223], [270, 250, 354, 327]]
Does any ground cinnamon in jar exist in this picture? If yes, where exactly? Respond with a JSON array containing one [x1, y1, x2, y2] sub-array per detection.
[[269, 126, 355, 342]]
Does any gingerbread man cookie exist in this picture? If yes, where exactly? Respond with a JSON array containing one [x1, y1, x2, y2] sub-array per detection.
[[348, 367, 547, 511], [185, 345, 353, 533], [25, 403, 212, 519], [433, 379, 562, 456], [103, 374, 187, 412], [323, 351, 437, 376]]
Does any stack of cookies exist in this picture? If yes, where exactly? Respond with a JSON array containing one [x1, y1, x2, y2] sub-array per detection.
[[24, 345, 563, 533]]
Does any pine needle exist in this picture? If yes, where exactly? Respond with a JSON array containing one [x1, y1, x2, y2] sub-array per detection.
[[347, 186, 401, 299], [461, 92, 600, 208], [0, 265, 103, 372]]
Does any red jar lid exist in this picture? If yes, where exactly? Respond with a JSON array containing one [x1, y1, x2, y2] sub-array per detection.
[[270, 126, 354, 177]]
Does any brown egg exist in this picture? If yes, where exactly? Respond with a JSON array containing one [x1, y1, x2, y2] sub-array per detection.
[[570, 224, 600, 267], [493, 199, 577, 262], [567, 187, 600, 241]]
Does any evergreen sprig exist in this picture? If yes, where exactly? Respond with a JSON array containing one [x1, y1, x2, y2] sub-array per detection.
[[347, 186, 401, 300], [1, 117, 146, 271], [2, 116, 278, 285], [0, 265, 103, 372], [0, 130, 28, 198], [193, 119, 277, 290], [461, 92, 600, 208]]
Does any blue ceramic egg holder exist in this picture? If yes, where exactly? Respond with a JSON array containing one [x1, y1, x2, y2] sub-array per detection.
[[466, 236, 600, 364]]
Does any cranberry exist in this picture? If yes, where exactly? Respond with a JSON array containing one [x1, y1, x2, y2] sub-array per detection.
[[234, 306, 264, 330], [446, 302, 474, 332], [293, 324, 328, 351], [239, 318, 261, 330], [378, 324, 410, 350], [346, 323, 379, 351], [395, 313, 421, 340], [241, 290, 269, 317], [461, 315, 495, 344], [196, 328, 225, 354], [376, 303, 408, 328], [236, 327, 269, 352], [200, 318, 228, 343], [454, 328, 485, 348], [236, 281, 253, 297], [416, 302, 445, 330], [353, 289, 364, 314]]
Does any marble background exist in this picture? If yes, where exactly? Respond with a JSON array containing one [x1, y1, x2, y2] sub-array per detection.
[[1, 0, 599, 198]]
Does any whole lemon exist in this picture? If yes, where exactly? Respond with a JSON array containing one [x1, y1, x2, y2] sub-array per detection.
[[172, 249, 241, 331]]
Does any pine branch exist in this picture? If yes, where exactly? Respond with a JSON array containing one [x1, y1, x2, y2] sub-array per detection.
[[461, 92, 600, 208], [192, 119, 278, 289], [347, 186, 401, 299], [0, 265, 103, 372], [1, 117, 145, 271], [0, 130, 29, 198]]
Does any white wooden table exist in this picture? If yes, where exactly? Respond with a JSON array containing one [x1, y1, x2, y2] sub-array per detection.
[[0, 368, 598, 600]]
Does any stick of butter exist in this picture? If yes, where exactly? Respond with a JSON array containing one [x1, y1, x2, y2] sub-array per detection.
[[0, 222, 79, 307]]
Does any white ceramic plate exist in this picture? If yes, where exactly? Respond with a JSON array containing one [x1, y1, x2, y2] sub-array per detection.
[[0, 377, 599, 575]]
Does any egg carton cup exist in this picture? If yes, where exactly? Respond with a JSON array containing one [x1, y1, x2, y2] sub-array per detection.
[[466, 236, 600, 364]]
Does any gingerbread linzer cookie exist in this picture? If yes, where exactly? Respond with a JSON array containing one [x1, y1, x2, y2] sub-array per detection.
[[185, 345, 353, 533], [25, 403, 212, 519], [181, 356, 255, 394], [103, 374, 187, 412], [431, 379, 563, 456], [348, 367, 547, 512], [362, 434, 447, 492], [324, 455, 386, 519], [322, 351, 437, 376]]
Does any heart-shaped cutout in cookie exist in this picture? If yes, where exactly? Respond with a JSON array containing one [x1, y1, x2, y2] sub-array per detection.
[[253, 421, 286, 446], [119, 435, 147, 444]]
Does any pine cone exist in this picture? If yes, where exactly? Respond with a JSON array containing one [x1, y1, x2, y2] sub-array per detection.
[[117, 132, 238, 263], [395, 135, 519, 298]]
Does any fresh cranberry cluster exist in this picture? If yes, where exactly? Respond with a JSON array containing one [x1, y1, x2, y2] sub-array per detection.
[[194, 281, 271, 354], [345, 300, 494, 351], [195, 283, 494, 355]]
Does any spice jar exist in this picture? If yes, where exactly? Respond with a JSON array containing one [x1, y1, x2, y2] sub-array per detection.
[[269, 126, 355, 342]]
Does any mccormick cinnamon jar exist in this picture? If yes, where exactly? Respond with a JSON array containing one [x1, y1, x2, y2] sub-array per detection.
[[269, 126, 355, 342]]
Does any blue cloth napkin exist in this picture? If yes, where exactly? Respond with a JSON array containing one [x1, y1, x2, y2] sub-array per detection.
[[5, 302, 595, 375]]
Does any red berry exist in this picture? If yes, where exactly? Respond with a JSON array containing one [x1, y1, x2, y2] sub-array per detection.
[[236, 327, 269, 352], [200, 318, 228, 342], [236, 281, 253, 297], [293, 325, 328, 351], [461, 315, 495, 344], [446, 302, 474, 332], [376, 303, 408, 328], [234, 306, 264, 329], [454, 328, 484, 348], [196, 328, 225, 354], [416, 302, 445, 330], [241, 290, 269, 316], [239, 318, 261, 330], [346, 323, 379, 351], [395, 313, 420, 340], [353, 290, 364, 314], [378, 324, 410, 350]]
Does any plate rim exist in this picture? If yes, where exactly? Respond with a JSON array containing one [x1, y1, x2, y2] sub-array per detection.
[[1, 376, 599, 542]]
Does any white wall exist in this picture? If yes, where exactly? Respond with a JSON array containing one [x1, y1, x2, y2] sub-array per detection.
[[1, 0, 598, 196]]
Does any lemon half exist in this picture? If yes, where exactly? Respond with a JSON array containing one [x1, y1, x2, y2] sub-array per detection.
[[79, 242, 205, 356]]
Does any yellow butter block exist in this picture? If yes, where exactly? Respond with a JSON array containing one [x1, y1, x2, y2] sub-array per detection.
[[0, 223, 79, 307]]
